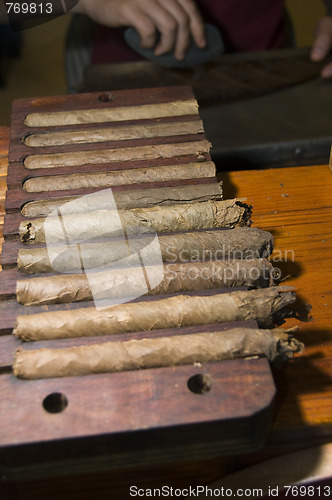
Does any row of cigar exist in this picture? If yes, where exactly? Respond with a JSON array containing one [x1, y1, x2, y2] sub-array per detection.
[[11, 95, 304, 379]]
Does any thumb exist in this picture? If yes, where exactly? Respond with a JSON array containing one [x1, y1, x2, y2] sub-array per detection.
[[311, 17, 332, 62]]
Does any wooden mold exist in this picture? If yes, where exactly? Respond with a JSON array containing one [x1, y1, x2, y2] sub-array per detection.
[[0, 86, 276, 480]]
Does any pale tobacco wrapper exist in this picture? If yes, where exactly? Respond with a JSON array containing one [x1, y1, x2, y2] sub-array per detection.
[[17, 227, 273, 274], [16, 259, 274, 306], [13, 286, 296, 341], [13, 328, 304, 379], [23, 120, 204, 148], [21, 182, 223, 218], [22, 161, 215, 193], [24, 99, 200, 127], [19, 199, 251, 244], [24, 140, 211, 170]]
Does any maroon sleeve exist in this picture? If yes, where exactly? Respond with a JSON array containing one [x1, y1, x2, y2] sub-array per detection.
[[196, 0, 286, 52]]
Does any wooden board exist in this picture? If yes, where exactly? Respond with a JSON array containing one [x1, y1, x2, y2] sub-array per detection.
[[83, 48, 325, 105], [0, 88, 276, 479], [0, 358, 274, 480]]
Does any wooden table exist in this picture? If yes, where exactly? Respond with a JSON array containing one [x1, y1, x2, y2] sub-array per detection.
[[0, 125, 331, 499]]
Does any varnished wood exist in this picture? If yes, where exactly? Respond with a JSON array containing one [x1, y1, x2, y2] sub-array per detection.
[[0, 358, 275, 481], [222, 165, 332, 434]]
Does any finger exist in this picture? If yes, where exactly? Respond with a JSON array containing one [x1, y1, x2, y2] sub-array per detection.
[[311, 17, 332, 62], [120, 4, 157, 48], [322, 61, 332, 78], [157, 0, 191, 60], [131, 14, 157, 48], [144, 1, 180, 56], [177, 0, 206, 49]]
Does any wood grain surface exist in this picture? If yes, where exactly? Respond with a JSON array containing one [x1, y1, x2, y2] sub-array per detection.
[[221, 164, 332, 433], [0, 122, 331, 498]]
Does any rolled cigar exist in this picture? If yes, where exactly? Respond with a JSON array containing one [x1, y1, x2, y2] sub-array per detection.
[[13, 286, 296, 341], [21, 182, 223, 218], [16, 259, 274, 306], [19, 199, 251, 244], [24, 140, 211, 170], [24, 99, 199, 128], [22, 161, 216, 193], [13, 328, 305, 379], [24, 120, 204, 148], [18, 228, 274, 274]]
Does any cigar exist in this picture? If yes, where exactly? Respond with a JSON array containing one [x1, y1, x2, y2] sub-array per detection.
[[24, 120, 204, 148], [18, 227, 273, 274], [20, 182, 223, 218], [13, 327, 304, 379], [24, 140, 211, 170], [23, 161, 216, 193], [16, 259, 274, 306], [24, 99, 199, 128], [13, 286, 296, 341], [19, 199, 251, 244]]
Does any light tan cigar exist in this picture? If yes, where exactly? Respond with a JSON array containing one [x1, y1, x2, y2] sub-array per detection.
[[16, 259, 274, 306], [24, 140, 211, 169], [22, 161, 216, 193], [24, 120, 204, 148], [19, 199, 251, 244], [13, 328, 304, 379], [21, 182, 223, 217], [13, 286, 296, 341], [24, 99, 199, 127], [18, 227, 273, 274]]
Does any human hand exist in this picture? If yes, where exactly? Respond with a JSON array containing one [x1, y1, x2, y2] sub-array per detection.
[[73, 0, 206, 60], [311, 16, 332, 78]]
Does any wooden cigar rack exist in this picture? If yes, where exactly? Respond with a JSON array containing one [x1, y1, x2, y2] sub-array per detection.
[[0, 86, 276, 480]]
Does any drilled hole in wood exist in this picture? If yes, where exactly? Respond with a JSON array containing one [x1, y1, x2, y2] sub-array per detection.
[[43, 393, 68, 413], [98, 93, 114, 102], [187, 374, 212, 395]]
